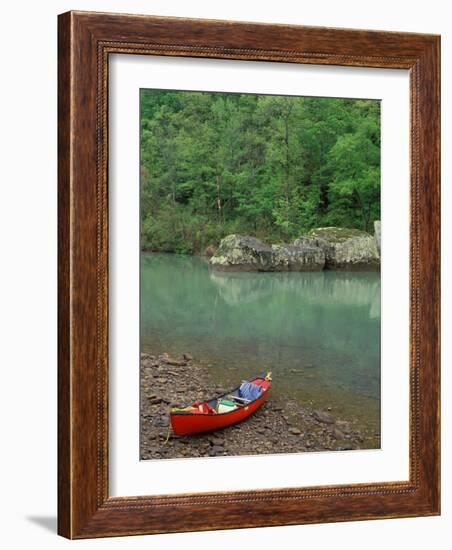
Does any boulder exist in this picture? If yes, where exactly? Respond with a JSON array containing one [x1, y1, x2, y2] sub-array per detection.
[[296, 227, 380, 271], [209, 234, 325, 272], [374, 220, 381, 256], [209, 235, 274, 271], [271, 243, 325, 271]]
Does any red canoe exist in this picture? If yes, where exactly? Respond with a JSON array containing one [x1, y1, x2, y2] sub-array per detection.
[[170, 373, 272, 436]]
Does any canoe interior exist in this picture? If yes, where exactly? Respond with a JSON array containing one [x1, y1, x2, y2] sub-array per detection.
[[172, 374, 270, 416]]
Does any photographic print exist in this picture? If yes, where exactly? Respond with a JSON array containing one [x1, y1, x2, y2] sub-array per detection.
[[139, 89, 381, 460]]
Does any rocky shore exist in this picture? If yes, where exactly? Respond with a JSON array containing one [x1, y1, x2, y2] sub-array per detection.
[[140, 352, 378, 460], [209, 223, 380, 272]]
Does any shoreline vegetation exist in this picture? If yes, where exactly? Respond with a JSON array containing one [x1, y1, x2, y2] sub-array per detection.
[[140, 352, 380, 460], [141, 91, 380, 256]]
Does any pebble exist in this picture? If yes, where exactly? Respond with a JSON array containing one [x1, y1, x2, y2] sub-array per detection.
[[209, 445, 224, 456], [149, 397, 163, 405]]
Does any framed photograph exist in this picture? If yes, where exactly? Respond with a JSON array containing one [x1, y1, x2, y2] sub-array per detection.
[[58, 11, 440, 538]]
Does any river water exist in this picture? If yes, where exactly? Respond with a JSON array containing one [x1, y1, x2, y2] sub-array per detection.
[[141, 253, 381, 438]]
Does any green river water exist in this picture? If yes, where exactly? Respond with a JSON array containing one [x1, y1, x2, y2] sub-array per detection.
[[141, 253, 381, 437]]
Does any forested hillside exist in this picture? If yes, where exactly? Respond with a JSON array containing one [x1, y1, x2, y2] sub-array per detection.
[[140, 90, 380, 254]]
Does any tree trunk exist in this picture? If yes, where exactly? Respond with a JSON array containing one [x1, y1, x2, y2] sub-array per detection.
[[216, 174, 222, 222]]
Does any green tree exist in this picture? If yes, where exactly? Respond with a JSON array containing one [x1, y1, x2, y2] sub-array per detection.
[[139, 90, 381, 253]]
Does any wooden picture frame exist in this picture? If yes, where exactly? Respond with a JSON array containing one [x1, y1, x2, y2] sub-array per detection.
[[58, 10, 440, 538]]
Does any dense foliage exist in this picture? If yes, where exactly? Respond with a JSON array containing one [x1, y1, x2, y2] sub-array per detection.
[[140, 90, 380, 254]]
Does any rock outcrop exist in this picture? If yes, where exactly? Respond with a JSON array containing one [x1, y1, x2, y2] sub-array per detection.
[[209, 234, 325, 272], [374, 220, 381, 256], [296, 227, 380, 271], [209, 227, 380, 272]]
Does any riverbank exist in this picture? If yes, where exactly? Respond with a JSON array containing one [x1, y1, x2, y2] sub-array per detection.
[[140, 352, 378, 460]]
